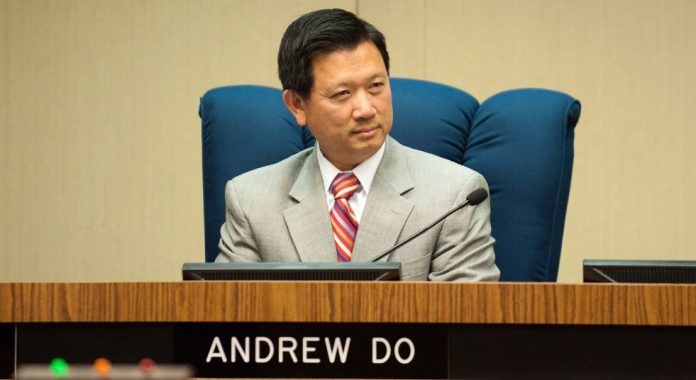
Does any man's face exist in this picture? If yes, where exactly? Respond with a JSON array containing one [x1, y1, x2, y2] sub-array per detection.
[[284, 41, 392, 171]]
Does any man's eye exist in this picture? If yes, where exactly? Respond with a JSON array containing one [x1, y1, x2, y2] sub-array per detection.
[[332, 90, 349, 98], [369, 82, 384, 91]]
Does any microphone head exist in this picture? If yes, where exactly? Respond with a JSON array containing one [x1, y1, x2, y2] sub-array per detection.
[[466, 188, 489, 205]]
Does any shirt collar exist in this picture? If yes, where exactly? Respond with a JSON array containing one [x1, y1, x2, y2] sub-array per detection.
[[317, 142, 386, 195]]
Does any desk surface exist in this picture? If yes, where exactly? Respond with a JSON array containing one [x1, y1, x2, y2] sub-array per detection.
[[1, 281, 695, 326]]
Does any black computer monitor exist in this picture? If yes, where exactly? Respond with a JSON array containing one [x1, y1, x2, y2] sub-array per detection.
[[583, 259, 696, 283], [182, 262, 401, 281]]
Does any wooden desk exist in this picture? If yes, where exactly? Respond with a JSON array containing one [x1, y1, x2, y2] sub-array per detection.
[[2, 282, 695, 379]]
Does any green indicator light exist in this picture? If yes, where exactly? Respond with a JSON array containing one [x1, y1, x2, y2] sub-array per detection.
[[49, 357, 69, 378]]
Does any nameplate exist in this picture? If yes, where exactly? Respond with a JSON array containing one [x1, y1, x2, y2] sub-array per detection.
[[173, 323, 448, 379]]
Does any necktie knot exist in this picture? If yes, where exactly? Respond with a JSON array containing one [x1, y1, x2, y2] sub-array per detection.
[[330, 172, 360, 200]]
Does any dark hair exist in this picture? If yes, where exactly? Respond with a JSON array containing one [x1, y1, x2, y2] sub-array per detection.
[[277, 8, 390, 99]]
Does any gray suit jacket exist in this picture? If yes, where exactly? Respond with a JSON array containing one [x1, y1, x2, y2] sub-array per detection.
[[216, 137, 499, 281]]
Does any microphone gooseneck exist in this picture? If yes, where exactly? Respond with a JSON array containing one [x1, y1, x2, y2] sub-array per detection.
[[370, 187, 489, 263]]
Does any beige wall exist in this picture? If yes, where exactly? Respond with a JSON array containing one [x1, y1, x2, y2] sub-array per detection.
[[1, 0, 695, 282]]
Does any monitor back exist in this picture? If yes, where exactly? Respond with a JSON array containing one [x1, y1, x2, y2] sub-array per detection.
[[182, 262, 401, 281], [583, 260, 696, 283]]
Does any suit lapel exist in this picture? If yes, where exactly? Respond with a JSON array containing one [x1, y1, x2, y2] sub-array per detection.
[[352, 138, 414, 262], [283, 148, 337, 262]]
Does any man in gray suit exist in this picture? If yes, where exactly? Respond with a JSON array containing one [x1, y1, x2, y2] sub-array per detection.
[[216, 9, 499, 281]]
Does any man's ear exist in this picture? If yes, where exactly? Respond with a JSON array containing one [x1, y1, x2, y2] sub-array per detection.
[[282, 89, 307, 126]]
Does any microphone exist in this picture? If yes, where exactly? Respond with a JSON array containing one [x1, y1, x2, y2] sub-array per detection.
[[370, 187, 489, 263]]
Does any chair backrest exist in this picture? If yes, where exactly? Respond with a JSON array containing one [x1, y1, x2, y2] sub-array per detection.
[[199, 78, 581, 281]]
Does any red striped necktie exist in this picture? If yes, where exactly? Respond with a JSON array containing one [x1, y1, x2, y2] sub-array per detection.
[[329, 172, 360, 262]]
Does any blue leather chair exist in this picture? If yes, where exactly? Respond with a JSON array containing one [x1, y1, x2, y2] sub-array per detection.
[[199, 78, 581, 281]]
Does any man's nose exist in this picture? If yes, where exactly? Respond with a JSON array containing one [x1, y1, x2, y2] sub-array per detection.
[[352, 92, 377, 120]]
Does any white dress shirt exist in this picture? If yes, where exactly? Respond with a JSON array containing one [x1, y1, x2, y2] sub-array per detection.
[[316, 142, 386, 222]]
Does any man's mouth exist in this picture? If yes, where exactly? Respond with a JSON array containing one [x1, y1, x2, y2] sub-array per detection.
[[352, 125, 379, 135]]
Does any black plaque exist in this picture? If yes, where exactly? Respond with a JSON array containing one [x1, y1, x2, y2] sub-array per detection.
[[12, 321, 696, 379]]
